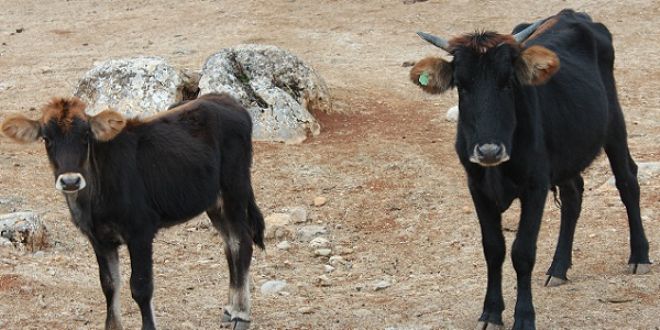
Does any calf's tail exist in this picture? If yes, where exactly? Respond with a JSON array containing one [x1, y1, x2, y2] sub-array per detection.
[[247, 187, 265, 249]]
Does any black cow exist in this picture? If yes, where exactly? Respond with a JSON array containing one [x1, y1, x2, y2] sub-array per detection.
[[410, 9, 650, 329], [1, 93, 265, 330]]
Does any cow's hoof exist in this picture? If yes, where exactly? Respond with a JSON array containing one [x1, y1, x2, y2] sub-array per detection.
[[544, 275, 568, 287], [231, 318, 251, 330], [512, 319, 535, 330], [628, 263, 651, 275], [475, 321, 504, 330], [221, 309, 232, 323]]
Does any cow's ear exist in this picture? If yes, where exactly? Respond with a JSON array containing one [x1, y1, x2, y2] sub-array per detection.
[[90, 109, 126, 142], [410, 57, 454, 94], [516, 45, 560, 85], [1, 115, 41, 143]]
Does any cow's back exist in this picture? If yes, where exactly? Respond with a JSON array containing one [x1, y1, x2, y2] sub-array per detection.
[[521, 10, 616, 183]]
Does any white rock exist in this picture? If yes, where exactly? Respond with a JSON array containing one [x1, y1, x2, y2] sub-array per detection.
[[0, 212, 48, 251], [309, 237, 331, 248], [260, 280, 287, 296], [296, 225, 327, 242], [324, 265, 335, 273], [75, 56, 199, 118], [328, 255, 346, 265], [446, 105, 459, 122], [373, 280, 392, 291], [314, 248, 332, 257], [199, 44, 331, 143], [289, 207, 308, 224], [276, 240, 291, 250]]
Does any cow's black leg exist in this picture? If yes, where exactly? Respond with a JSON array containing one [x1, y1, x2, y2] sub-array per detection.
[[127, 234, 157, 330], [511, 185, 547, 330], [469, 184, 505, 330], [545, 175, 584, 286], [92, 242, 123, 330], [604, 142, 651, 274]]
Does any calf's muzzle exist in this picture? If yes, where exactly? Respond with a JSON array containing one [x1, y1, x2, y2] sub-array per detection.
[[56, 172, 87, 193]]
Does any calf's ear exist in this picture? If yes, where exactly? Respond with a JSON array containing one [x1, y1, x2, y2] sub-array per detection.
[[516, 45, 560, 85], [410, 57, 454, 94], [90, 109, 126, 142], [1, 115, 41, 143]]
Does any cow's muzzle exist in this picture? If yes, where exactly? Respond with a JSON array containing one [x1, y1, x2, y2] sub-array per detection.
[[55, 172, 87, 193], [469, 143, 510, 167]]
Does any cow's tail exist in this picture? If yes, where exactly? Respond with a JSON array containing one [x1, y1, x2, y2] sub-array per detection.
[[247, 186, 265, 250]]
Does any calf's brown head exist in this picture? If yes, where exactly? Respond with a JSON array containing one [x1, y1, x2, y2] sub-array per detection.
[[1, 97, 126, 193]]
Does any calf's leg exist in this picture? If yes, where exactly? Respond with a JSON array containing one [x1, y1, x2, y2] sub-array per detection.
[[545, 175, 584, 286], [92, 242, 123, 330], [469, 185, 506, 330], [127, 235, 157, 330], [208, 195, 254, 330]]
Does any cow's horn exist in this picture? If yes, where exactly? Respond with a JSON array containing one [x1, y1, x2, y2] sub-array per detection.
[[513, 19, 544, 43], [417, 32, 451, 52]]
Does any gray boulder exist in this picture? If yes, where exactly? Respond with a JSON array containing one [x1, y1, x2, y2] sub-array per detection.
[[0, 212, 48, 251], [75, 56, 199, 118], [199, 44, 331, 143]]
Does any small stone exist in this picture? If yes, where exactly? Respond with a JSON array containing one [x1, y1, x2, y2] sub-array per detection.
[[314, 248, 332, 257], [335, 245, 354, 255], [289, 207, 308, 224], [446, 105, 459, 122], [276, 240, 291, 250], [296, 225, 327, 242], [260, 280, 287, 296], [401, 60, 416, 67], [313, 196, 327, 207], [298, 306, 314, 314], [309, 237, 331, 248], [264, 213, 292, 240], [328, 255, 346, 265], [324, 265, 335, 273], [373, 280, 392, 291], [316, 275, 332, 287]]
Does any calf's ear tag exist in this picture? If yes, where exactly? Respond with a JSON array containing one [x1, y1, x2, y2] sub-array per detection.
[[419, 71, 430, 86]]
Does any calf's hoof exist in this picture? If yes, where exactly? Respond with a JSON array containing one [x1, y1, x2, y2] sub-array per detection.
[[475, 321, 504, 330], [221, 309, 232, 323], [544, 275, 568, 287], [628, 263, 651, 275], [230, 318, 251, 330]]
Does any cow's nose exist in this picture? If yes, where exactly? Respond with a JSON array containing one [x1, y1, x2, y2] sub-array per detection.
[[56, 173, 87, 193], [470, 143, 509, 166]]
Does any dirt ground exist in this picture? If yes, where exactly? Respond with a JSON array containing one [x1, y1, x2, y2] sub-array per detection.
[[0, 1, 658, 329]]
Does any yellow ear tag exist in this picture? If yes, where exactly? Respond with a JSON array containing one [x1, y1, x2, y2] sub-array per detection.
[[419, 71, 429, 86]]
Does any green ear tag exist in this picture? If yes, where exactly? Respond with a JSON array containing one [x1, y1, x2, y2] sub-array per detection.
[[419, 71, 429, 86]]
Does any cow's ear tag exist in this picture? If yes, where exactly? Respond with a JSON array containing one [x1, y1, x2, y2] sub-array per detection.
[[419, 71, 430, 86]]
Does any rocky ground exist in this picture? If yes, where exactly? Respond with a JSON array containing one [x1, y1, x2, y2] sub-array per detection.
[[0, 1, 658, 329]]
